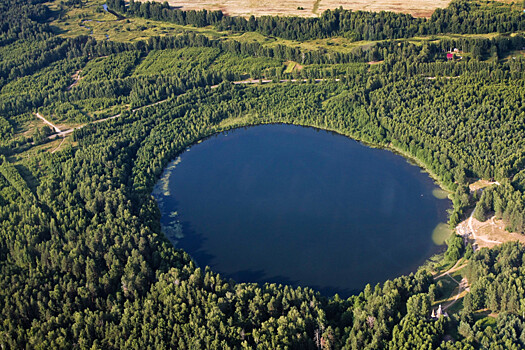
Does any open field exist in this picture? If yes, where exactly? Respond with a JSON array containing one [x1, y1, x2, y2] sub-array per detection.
[[45, 1, 375, 54], [45, 0, 517, 58], [153, 0, 452, 17], [45, 0, 229, 42]]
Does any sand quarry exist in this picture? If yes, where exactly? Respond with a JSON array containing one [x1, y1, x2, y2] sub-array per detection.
[[455, 180, 525, 250], [153, 0, 452, 18]]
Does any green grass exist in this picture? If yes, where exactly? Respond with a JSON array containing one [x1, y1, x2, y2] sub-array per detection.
[[475, 315, 497, 329], [431, 258, 458, 276], [434, 276, 458, 305], [284, 61, 298, 74], [219, 115, 255, 129], [44, 0, 525, 58], [72, 98, 124, 119], [230, 32, 276, 44], [230, 31, 377, 54], [10, 114, 44, 138], [46, 0, 228, 42], [447, 297, 464, 314], [432, 264, 468, 315]]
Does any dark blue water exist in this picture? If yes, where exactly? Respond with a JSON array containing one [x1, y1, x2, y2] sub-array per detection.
[[153, 125, 450, 296]]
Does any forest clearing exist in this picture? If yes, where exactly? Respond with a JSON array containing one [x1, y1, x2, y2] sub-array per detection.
[[457, 212, 525, 249], [454, 180, 525, 250]]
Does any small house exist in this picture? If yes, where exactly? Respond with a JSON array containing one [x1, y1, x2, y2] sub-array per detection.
[[446, 53, 454, 60]]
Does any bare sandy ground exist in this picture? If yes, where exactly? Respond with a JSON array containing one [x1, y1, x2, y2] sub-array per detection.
[[468, 179, 500, 192], [453, 180, 525, 251], [457, 212, 525, 250], [151, 0, 452, 18]]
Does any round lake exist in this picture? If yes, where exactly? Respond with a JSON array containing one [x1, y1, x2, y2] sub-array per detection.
[[153, 124, 451, 296]]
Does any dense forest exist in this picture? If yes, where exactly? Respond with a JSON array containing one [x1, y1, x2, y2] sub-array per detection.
[[1, 0, 525, 348]]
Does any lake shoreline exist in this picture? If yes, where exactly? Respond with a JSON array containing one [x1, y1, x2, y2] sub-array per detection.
[[154, 123, 451, 296]]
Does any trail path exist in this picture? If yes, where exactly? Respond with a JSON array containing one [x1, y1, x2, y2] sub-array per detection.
[[47, 98, 169, 140], [433, 258, 470, 311], [434, 260, 469, 311], [443, 276, 469, 310], [51, 137, 66, 153], [211, 78, 340, 89], [66, 70, 83, 91], [434, 259, 463, 280], [35, 113, 61, 133], [44, 77, 340, 144], [312, 0, 322, 15]]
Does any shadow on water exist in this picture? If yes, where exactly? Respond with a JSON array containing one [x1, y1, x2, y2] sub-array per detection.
[[307, 284, 358, 298], [225, 270, 357, 298], [177, 221, 215, 269], [226, 269, 299, 288], [168, 215, 357, 297], [158, 194, 215, 268], [163, 201, 360, 297]]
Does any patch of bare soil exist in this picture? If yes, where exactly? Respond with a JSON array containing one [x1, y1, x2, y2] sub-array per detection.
[[457, 213, 525, 250], [469, 179, 500, 192], [454, 180, 525, 250], [67, 70, 83, 91]]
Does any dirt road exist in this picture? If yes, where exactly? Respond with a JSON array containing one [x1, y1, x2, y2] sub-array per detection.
[[443, 276, 469, 310], [211, 78, 340, 89], [44, 77, 342, 144], [35, 113, 61, 133], [434, 259, 469, 311], [47, 98, 169, 141], [66, 70, 83, 91]]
